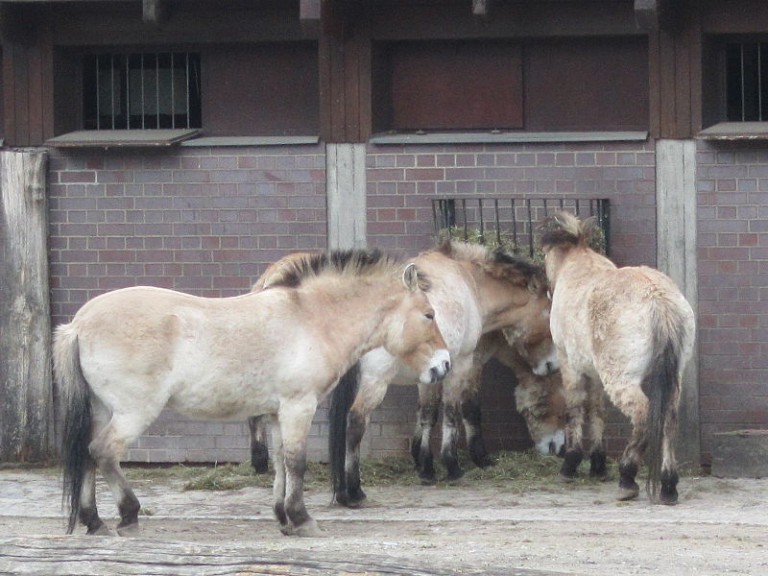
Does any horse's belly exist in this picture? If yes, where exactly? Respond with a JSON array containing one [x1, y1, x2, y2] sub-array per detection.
[[167, 382, 278, 421]]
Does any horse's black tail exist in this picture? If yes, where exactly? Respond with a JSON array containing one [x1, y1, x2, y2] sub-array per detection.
[[642, 308, 688, 501], [328, 362, 360, 502], [54, 324, 94, 534]]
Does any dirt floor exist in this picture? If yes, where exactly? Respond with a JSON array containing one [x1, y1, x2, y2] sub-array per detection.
[[1, 465, 767, 575]]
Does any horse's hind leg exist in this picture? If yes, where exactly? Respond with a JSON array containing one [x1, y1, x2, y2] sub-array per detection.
[[411, 381, 441, 483], [249, 415, 271, 474], [79, 462, 112, 535], [659, 386, 681, 505], [341, 379, 389, 507], [89, 413, 150, 536], [559, 368, 588, 481], [586, 380, 608, 480]]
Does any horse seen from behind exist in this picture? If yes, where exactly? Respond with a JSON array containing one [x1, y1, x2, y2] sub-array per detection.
[[55, 249, 451, 538], [541, 211, 695, 505]]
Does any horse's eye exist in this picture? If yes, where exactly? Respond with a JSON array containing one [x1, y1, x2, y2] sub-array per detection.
[[425, 312, 435, 320]]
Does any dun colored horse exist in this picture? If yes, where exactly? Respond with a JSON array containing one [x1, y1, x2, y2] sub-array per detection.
[[248, 329, 565, 473], [329, 241, 558, 507], [541, 212, 695, 504], [476, 330, 566, 457], [247, 256, 565, 475], [55, 249, 451, 537]]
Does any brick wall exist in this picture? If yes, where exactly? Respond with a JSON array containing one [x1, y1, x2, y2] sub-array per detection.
[[696, 140, 768, 466], [366, 140, 657, 458], [47, 139, 661, 465]]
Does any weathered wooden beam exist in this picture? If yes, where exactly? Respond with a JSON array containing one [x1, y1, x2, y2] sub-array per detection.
[[143, 0, 168, 26], [635, 0, 678, 31], [0, 150, 53, 463]]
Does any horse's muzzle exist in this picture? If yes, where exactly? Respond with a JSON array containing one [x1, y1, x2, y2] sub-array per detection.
[[424, 350, 451, 384]]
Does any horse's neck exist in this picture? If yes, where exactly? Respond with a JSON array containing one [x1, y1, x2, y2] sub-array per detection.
[[471, 274, 530, 333], [298, 277, 397, 365]]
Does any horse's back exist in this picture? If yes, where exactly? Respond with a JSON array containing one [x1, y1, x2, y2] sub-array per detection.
[[553, 260, 694, 387]]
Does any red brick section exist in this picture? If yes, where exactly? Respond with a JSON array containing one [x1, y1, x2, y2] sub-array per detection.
[[366, 140, 657, 457], [48, 145, 327, 327], [48, 144, 328, 463], [696, 141, 768, 468]]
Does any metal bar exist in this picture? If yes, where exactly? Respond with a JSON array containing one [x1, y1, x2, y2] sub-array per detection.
[[186, 53, 191, 128], [511, 198, 518, 252], [742, 43, 746, 122], [759, 43, 763, 121], [171, 52, 176, 129], [141, 54, 146, 129], [110, 55, 116, 129], [478, 198, 485, 244], [126, 54, 130, 129], [95, 56, 100, 130], [461, 199, 468, 241], [494, 198, 501, 246], [156, 54, 160, 128], [526, 198, 534, 259]]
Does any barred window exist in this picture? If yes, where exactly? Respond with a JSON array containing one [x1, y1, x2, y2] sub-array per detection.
[[83, 52, 202, 130]]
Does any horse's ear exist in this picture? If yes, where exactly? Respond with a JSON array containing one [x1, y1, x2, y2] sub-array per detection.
[[402, 263, 419, 292]]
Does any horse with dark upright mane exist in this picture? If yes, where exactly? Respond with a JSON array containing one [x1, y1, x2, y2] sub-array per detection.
[[247, 251, 565, 477], [541, 212, 695, 504], [55, 249, 450, 537], [327, 241, 558, 507]]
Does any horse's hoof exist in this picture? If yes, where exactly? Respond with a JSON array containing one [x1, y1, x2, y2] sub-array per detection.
[[617, 486, 640, 501], [558, 473, 576, 483], [116, 522, 139, 537], [446, 468, 465, 481], [659, 490, 679, 506], [87, 524, 114, 537], [473, 455, 495, 469], [335, 492, 365, 509], [294, 519, 324, 537]]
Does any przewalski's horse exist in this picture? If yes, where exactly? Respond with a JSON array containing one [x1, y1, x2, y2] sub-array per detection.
[[329, 241, 558, 507], [247, 331, 565, 473], [55, 249, 451, 538], [246, 255, 564, 474], [541, 211, 695, 505], [476, 331, 566, 457]]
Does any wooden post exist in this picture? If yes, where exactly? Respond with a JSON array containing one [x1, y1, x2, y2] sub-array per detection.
[[0, 149, 53, 463], [656, 139, 700, 472]]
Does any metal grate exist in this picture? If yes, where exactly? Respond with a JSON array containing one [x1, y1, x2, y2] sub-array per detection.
[[726, 42, 768, 122], [432, 197, 610, 258], [83, 52, 202, 130]]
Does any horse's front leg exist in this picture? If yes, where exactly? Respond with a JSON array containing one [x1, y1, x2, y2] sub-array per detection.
[[411, 381, 441, 483], [460, 361, 494, 469], [248, 414, 271, 474], [440, 372, 473, 480], [275, 399, 321, 537]]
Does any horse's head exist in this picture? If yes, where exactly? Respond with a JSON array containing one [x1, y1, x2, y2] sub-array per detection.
[[474, 248, 559, 376], [383, 263, 451, 385], [540, 211, 601, 289]]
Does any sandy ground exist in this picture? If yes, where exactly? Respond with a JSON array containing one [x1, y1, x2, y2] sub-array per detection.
[[1, 467, 767, 575]]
